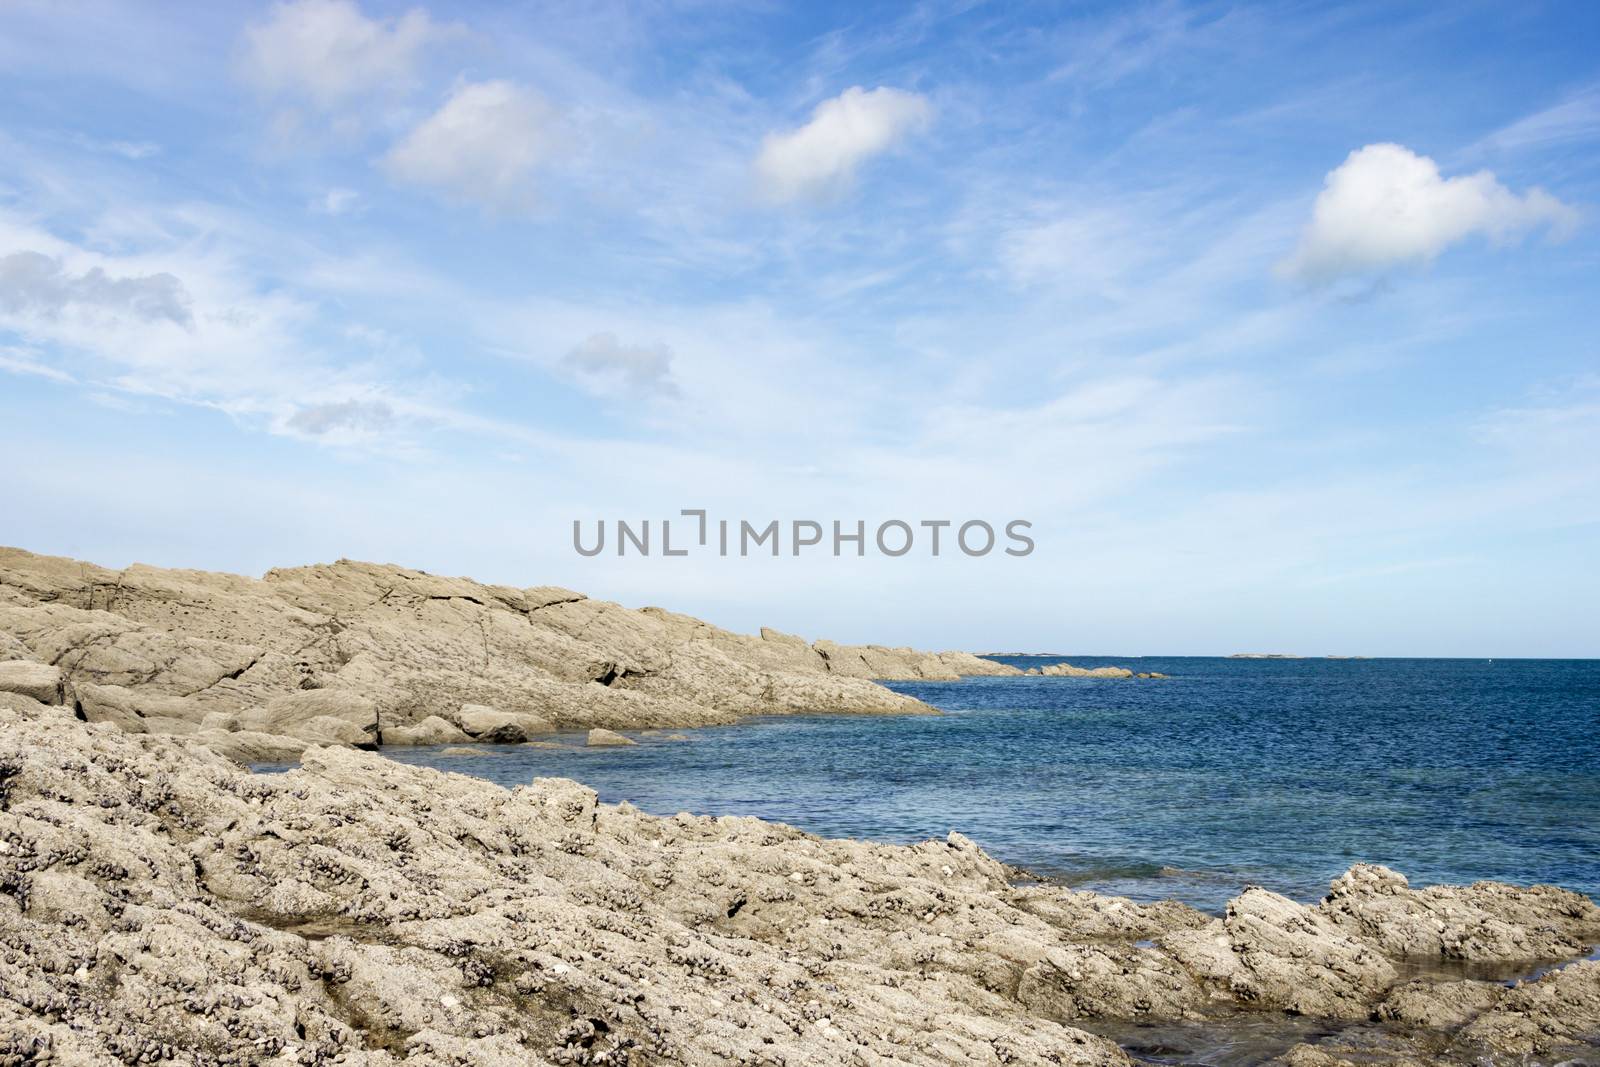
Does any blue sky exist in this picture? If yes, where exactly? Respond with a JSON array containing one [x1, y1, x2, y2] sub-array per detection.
[[2, 0, 1597, 656]]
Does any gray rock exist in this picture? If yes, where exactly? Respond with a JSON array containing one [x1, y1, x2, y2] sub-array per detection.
[[1162, 887, 1398, 1019], [199, 710, 240, 732], [586, 727, 636, 747], [285, 714, 374, 747], [455, 703, 554, 742], [72, 680, 206, 732], [192, 727, 309, 764], [383, 714, 471, 746], [1320, 862, 1600, 961], [0, 546, 1021, 752], [240, 688, 379, 739], [1038, 663, 1134, 678], [1, 703, 1598, 1065], [0, 659, 63, 704]]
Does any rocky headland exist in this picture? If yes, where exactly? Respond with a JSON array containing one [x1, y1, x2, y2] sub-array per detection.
[[0, 547, 1022, 762]]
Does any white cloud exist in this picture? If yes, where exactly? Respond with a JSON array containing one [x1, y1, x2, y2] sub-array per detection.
[[312, 188, 360, 215], [383, 81, 553, 212], [282, 397, 396, 441], [1479, 375, 1600, 467], [106, 140, 160, 160], [1282, 143, 1577, 283], [0, 345, 75, 384], [1477, 85, 1600, 155], [69, 135, 161, 161], [562, 332, 678, 398], [0, 250, 193, 326], [1048, 1, 1195, 89], [0, 208, 446, 454], [239, 0, 439, 107], [755, 86, 933, 203], [997, 208, 1153, 294]]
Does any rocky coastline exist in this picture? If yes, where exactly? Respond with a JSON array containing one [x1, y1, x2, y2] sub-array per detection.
[[0, 548, 1024, 763], [3, 546, 1598, 1065], [0, 703, 1597, 1065]]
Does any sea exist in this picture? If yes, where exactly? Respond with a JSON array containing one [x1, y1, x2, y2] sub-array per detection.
[[382, 656, 1600, 915]]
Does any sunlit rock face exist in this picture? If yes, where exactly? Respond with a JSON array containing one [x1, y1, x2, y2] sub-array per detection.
[[1, 704, 1598, 1064], [0, 546, 1024, 750]]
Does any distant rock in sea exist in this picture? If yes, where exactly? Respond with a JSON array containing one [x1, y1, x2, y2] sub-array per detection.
[[1026, 662, 1136, 678], [586, 727, 636, 747]]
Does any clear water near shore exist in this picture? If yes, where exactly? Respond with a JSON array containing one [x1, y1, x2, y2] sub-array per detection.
[[378, 656, 1600, 914]]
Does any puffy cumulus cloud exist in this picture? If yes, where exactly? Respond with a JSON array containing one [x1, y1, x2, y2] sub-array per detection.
[[0, 250, 192, 327], [755, 86, 933, 203], [238, 0, 439, 107], [1282, 143, 1577, 283], [562, 332, 678, 398], [383, 81, 553, 212]]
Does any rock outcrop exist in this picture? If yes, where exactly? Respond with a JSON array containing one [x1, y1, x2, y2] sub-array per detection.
[[382, 715, 471, 747], [586, 727, 636, 747], [455, 704, 556, 743], [0, 706, 1597, 1066], [1028, 663, 1136, 678], [0, 547, 1020, 755], [1320, 862, 1599, 961], [0, 659, 62, 704]]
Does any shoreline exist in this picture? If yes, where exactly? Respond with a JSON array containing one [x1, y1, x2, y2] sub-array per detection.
[[2, 704, 1597, 1065], [0, 546, 1018, 756], [0, 546, 1170, 764], [372, 731, 1597, 921], [5, 546, 1600, 1062]]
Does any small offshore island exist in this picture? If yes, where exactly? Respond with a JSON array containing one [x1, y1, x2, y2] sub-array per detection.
[[2, 547, 1598, 1065]]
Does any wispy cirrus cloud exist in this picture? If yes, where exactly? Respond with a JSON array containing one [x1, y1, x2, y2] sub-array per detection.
[[1475, 84, 1600, 156], [2, 0, 1598, 654], [1047, 0, 1198, 89], [0, 205, 450, 454]]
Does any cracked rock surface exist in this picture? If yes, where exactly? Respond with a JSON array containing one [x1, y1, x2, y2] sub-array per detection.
[[0, 548, 1018, 747], [1, 705, 1597, 1066]]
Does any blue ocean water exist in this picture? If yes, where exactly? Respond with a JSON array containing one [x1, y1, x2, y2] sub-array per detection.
[[383, 656, 1600, 913]]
